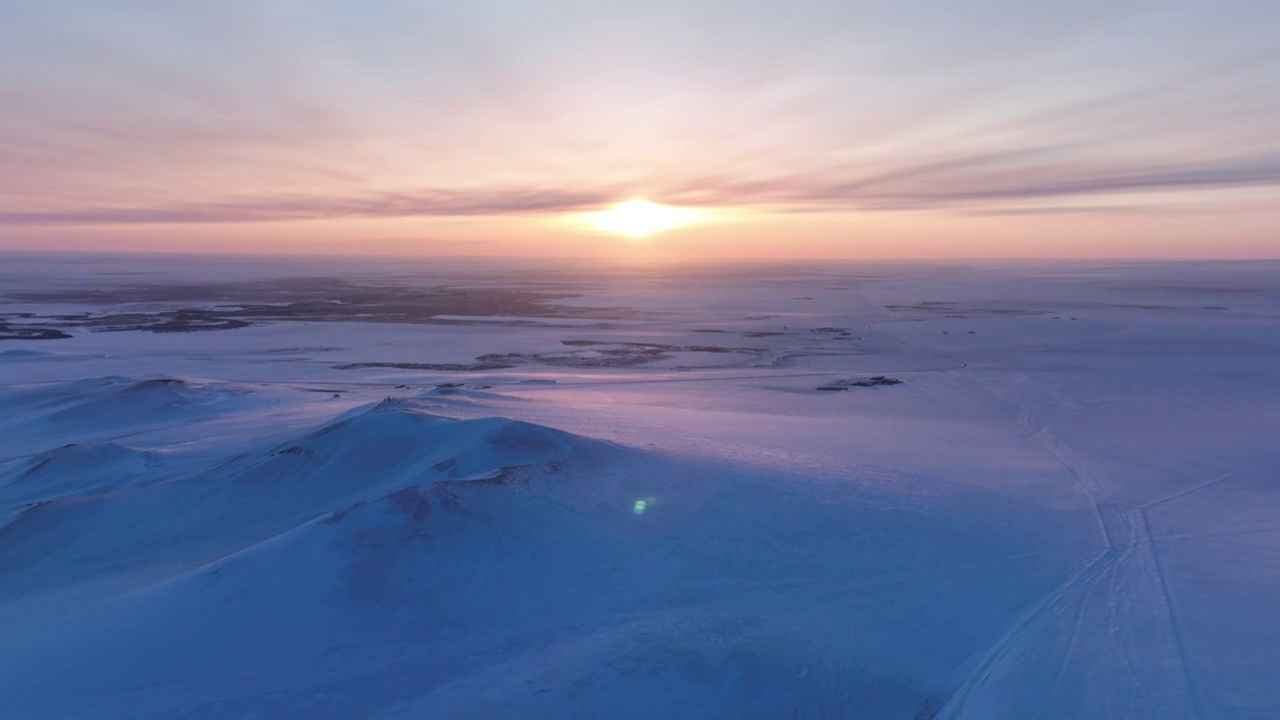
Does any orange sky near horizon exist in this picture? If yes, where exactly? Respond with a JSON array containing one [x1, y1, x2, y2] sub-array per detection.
[[6, 198, 1278, 260]]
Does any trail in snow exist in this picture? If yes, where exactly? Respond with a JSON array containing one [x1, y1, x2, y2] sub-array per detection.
[[932, 393, 1240, 719], [857, 287, 1231, 720]]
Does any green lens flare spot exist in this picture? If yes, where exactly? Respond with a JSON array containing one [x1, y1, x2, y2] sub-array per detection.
[[633, 500, 647, 515]]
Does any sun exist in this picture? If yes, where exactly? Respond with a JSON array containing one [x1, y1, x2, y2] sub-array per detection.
[[585, 199, 697, 238]]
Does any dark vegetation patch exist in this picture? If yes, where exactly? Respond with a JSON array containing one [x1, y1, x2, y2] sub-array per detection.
[[886, 303, 1050, 316], [96, 311, 251, 333], [423, 341, 773, 370], [4, 278, 600, 334], [477, 346, 670, 368], [260, 346, 345, 354], [347, 325, 878, 374], [817, 376, 904, 391], [335, 361, 518, 372], [0, 324, 71, 340]]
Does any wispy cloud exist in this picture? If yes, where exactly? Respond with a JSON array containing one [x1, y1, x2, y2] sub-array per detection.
[[0, 189, 617, 225], [1, 0, 1278, 238], [661, 155, 1280, 211], [3, 153, 1279, 226]]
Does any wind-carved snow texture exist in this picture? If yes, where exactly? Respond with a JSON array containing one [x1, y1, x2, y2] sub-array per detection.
[[0, 256, 1277, 718]]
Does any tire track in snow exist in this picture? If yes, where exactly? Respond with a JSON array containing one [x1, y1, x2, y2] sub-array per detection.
[[1015, 402, 1114, 551], [937, 386, 1210, 719], [1142, 473, 1236, 511], [1034, 509, 1138, 717], [1129, 474, 1233, 720], [934, 543, 1119, 719], [1137, 508, 1207, 720]]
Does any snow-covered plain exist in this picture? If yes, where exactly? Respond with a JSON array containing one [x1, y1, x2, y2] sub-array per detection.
[[0, 255, 1277, 719]]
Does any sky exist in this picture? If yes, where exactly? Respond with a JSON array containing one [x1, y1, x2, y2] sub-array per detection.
[[0, 0, 1277, 259]]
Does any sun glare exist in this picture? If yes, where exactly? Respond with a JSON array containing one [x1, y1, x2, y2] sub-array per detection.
[[586, 199, 698, 238]]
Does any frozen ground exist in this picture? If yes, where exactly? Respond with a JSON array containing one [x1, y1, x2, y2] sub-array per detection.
[[0, 254, 1277, 718]]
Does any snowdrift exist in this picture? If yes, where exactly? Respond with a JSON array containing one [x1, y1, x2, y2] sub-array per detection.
[[1, 441, 160, 504]]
